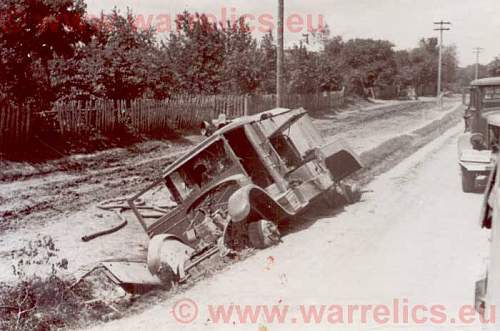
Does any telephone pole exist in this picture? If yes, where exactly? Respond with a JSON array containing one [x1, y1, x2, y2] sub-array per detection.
[[434, 21, 451, 97], [473, 47, 484, 80], [276, 0, 284, 107]]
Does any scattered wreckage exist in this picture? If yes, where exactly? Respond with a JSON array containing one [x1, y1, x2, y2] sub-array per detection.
[[458, 77, 500, 192], [79, 107, 363, 292]]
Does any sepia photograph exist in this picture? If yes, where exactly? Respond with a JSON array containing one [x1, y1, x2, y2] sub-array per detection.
[[1, 0, 500, 330]]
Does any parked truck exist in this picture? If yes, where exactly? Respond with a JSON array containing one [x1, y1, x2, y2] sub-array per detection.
[[458, 77, 500, 192]]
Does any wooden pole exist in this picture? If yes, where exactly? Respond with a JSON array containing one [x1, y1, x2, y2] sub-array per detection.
[[277, 0, 285, 108]]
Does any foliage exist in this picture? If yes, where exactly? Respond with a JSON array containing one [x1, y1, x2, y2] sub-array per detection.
[[52, 9, 159, 101], [165, 12, 225, 95], [0, 0, 93, 109], [162, 13, 263, 95], [317, 35, 344, 91], [220, 18, 262, 94], [488, 57, 500, 77], [1, 2, 465, 109], [456, 64, 487, 88], [257, 32, 277, 93], [0, 236, 83, 331], [338, 38, 398, 94], [393, 38, 458, 93], [286, 45, 320, 94]]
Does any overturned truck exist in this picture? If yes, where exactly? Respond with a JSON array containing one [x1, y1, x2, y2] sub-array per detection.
[[127, 108, 362, 283]]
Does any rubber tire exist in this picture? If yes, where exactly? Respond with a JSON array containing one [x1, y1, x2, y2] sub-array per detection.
[[337, 183, 355, 205], [323, 183, 355, 209], [322, 188, 343, 209], [247, 220, 281, 249], [462, 168, 475, 193]]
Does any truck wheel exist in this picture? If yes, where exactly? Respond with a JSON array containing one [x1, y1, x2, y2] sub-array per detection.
[[462, 168, 475, 192], [337, 183, 357, 204], [323, 183, 358, 209], [248, 220, 281, 249]]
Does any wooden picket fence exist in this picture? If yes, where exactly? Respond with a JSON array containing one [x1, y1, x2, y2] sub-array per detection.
[[0, 105, 32, 150], [247, 89, 345, 115], [0, 89, 345, 150], [52, 95, 248, 135]]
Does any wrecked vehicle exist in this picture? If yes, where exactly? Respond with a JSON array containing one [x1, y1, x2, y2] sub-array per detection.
[[127, 107, 363, 283], [458, 77, 500, 192]]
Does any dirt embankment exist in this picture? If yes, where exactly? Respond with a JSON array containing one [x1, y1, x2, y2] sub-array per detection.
[[353, 104, 464, 186]]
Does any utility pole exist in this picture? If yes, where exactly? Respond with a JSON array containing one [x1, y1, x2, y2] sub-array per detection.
[[276, 0, 284, 107], [434, 21, 451, 97], [473, 47, 484, 80], [302, 33, 310, 45]]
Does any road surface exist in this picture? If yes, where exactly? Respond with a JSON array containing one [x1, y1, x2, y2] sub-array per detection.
[[0, 100, 460, 284], [84, 124, 490, 330]]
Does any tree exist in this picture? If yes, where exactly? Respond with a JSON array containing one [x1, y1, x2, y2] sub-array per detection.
[[165, 12, 226, 95], [52, 9, 160, 101], [394, 50, 417, 87], [3, 3, 464, 106], [92, 10, 158, 100], [317, 36, 344, 91], [441, 45, 458, 90], [286, 45, 320, 94], [339, 38, 397, 94], [407, 39, 437, 92], [403, 38, 458, 94], [220, 18, 261, 94], [0, 0, 93, 108], [257, 32, 276, 94], [488, 57, 500, 77], [456, 64, 488, 87]]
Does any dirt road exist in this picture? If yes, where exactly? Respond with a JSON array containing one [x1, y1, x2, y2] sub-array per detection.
[[0, 99, 461, 284], [84, 123, 490, 331]]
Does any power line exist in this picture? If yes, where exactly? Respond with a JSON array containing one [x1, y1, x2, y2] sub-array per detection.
[[433, 21, 451, 97]]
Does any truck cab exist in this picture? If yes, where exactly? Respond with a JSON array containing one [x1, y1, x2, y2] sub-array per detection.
[[458, 77, 500, 192]]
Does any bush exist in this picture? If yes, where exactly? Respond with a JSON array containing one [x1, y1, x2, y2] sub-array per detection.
[[0, 236, 88, 331]]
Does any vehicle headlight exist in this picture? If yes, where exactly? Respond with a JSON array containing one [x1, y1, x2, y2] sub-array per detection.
[[471, 133, 485, 148]]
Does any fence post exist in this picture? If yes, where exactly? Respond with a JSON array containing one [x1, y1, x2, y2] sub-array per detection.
[[0, 107, 5, 150], [244, 95, 250, 116]]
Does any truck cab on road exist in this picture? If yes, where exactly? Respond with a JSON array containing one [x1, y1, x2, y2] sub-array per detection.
[[458, 77, 500, 192]]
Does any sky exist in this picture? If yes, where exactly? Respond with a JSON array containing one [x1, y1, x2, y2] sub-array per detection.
[[85, 0, 500, 66]]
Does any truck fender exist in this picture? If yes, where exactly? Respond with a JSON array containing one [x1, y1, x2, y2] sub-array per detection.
[[319, 139, 363, 181], [147, 234, 193, 279], [228, 185, 294, 224], [479, 164, 497, 229]]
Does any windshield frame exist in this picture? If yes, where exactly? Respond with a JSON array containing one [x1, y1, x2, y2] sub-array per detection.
[[128, 136, 246, 233], [480, 86, 500, 110], [163, 137, 241, 204]]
